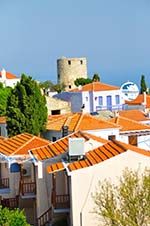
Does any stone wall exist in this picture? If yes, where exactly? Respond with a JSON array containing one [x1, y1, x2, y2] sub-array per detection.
[[57, 57, 87, 90]]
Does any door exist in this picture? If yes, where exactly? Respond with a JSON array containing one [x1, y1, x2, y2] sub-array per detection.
[[106, 95, 112, 110]]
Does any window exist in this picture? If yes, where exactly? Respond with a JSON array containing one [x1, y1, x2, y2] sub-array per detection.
[[69, 85, 71, 89], [108, 135, 116, 141], [86, 97, 88, 101], [98, 96, 103, 105], [58, 74, 60, 82], [80, 60, 83, 65], [115, 95, 120, 104], [68, 60, 71, 65], [52, 137, 57, 142]]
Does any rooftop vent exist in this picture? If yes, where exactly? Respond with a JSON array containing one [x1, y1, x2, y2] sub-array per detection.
[[68, 138, 85, 158]]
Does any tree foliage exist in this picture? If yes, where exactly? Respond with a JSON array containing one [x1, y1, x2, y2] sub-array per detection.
[[92, 73, 100, 82], [0, 206, 29, 226], [93, 168, 150, 226], [0, 84, 12, 116], [74, 77, 92, 87], [6, 74, 48, 137], [140, 75, 147, 94], [39, 80, 65, 93]]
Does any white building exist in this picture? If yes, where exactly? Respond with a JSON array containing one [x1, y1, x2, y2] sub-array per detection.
[[0, 69, 20, 88], [54, 81, 125, 113], [31, 132, 150, 226]]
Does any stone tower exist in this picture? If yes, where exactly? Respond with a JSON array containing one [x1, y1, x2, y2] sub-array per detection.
[[57, 57, 88, 90]]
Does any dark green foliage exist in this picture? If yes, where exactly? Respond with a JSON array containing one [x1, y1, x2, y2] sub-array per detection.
[[6, 74, 48, 137], [52, 83, 66, 93], [39, 80, 54, 90], [40, 80, 65, 93], [0, 86, 12, 116], [92, 73, 100, 82], [74, 77, 92, 87], [0, 206, 29, 226], [140, 75, 147, 94]]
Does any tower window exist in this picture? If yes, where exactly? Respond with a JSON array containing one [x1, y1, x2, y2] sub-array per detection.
[[80, 60, 83, 65], [68, 60, 71, 65], [58, 74, 60, 82]]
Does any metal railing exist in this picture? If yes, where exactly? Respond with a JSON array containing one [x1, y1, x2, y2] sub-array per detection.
[[21, 182, 36, 196], [37, 207, 52, 226], [0, 178, 9, 189], [1, 197, 19, 209], [55, 194, 70, 209]]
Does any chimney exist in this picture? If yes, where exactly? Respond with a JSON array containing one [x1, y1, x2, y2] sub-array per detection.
[[1, 68, 6, 79], [62, 125, 69, 137]]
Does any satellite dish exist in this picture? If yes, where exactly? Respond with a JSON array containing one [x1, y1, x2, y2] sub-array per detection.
[[120, 81, 139, 101]]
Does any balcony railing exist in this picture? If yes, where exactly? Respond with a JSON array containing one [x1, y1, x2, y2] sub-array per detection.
[[53, 194, 70, 209], [0, 178, 9, 189], [21, 182, 36, 196], [37, 207, 52, 226], [1, 197, 19, 209]]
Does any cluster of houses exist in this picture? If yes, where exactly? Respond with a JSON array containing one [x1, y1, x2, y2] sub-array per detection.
[[0, 67, 149, 226]]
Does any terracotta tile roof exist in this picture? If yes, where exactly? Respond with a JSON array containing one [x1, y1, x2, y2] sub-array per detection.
[[67, 140, 150, 171], [118, 110, 150, 122], [71, 82, 120, 92], [31, 131, 108, 161], [0, 133, 51, 156], [109, 116, 150, 132], [125, 94, 150, 108], [0, 116, 6, 124], [46, 139, 150, 173], [47, 112, 119, 131], [0, 71, 18, 79], [47, 162, 65, 174]]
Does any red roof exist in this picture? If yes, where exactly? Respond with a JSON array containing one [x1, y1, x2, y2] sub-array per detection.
[[71, 82, 120, 92], [0, 71, 18, 79], [125, 94, 150, 108]]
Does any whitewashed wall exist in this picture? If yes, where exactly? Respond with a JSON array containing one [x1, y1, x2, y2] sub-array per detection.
[[69, 151, 150, 226]]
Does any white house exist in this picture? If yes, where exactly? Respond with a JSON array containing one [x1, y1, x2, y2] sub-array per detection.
[[109, 115, 150, 150], [0, 69, 20, 88], [43, 112, 120, 142], [54, 82, 125, 113], [34, 133, 150, 226]]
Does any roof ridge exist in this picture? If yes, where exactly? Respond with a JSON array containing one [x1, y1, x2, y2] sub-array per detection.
[[117, 115, 150, 128], [74, 113, 84, 131], [113, 140, 150, 157], [64, 114, 76, 127]]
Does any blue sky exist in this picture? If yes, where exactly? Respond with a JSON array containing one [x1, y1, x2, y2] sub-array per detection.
[[0, 0, 150, 87]]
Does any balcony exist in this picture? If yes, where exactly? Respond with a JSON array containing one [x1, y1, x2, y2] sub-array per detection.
[[52, 191, 70, 212], [20, 181, 36, 198], [1, 196, 19, 209], [37, 207, 52, 226], [0, 178, 9, 189]]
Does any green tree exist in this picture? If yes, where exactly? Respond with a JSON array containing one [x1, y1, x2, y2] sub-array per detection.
[[0, 206, 29, 226], [6, 74, 48, 137], [0, 86, 12, 116], [140, 75, 147, 94], [92, 73, 100, 82], [39, 80, 54, 90], [74, 77, 92, 87], [93, 168, 150, 226], [52, 83, 66, 93]]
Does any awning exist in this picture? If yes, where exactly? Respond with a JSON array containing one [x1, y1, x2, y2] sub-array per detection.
[[47, 162, 65, 174]]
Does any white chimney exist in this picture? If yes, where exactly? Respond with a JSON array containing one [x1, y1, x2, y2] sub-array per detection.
[[1, 68, 6, 79]]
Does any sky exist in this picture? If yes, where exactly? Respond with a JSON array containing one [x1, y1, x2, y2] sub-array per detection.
[[0, 0, 150, 87]]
